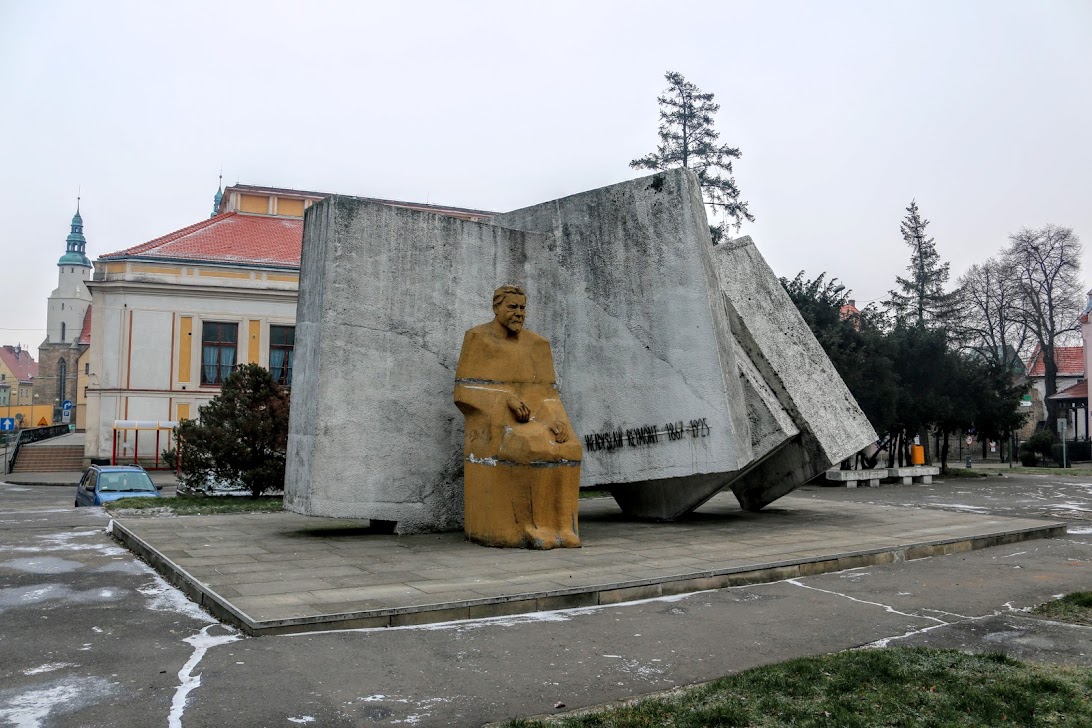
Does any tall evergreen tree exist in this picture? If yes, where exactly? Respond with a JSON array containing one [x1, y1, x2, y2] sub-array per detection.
[[631, 71, 753, 243], [887, 199, 961, 328]]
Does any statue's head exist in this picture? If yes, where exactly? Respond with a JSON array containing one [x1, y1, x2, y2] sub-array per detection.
[[492, 285, 526, 334]]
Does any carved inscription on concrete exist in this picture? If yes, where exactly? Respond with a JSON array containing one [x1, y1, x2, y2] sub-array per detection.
[[584, 418, 710, 453]]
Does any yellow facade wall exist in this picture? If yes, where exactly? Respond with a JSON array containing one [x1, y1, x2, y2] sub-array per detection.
[[177, 403, 191, 421], [276, 198, 305, 217], [248, 320, 261, 364], [239, 194, 270, 214], [178, 317, 193, 383], [2, 405, 55, 428], [267, 274, 299, 283], [198, 269, 251, 280], [133, 263, 182, 276]]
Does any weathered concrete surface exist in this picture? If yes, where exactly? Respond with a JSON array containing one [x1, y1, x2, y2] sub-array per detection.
[[492, 170, 761, 520], [713, 236, 877, 510], [286, 170, 872, 530], [8, 475, 1092, 727], [285, 199, 568, 532]]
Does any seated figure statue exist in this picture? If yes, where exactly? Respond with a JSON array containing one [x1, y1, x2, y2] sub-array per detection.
[[454, 285, 582, 548]]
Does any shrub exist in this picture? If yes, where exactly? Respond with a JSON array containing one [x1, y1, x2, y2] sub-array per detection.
[[175, 364, 290, 497], [1019, 450, 1038, 467], [1025, 429, 1056, 459]]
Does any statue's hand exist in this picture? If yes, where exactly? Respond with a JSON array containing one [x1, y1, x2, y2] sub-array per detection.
[[551, 421, 569, 443], [507, 396, 531, 423]]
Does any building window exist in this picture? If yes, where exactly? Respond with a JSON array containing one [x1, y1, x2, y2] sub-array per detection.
[[85, 362, 90, 375], [61, 322, 66, 342], [201, 322, 238, 385], [269, 325, 295, 386], [57, 358, 67, 403]]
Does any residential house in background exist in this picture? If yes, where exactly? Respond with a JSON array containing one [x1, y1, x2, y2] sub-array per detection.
[[1023, 343, 1086, 440]]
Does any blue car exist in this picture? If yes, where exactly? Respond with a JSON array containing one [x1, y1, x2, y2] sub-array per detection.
[[75, 465, 162, 507]]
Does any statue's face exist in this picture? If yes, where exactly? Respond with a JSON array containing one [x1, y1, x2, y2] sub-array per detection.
[[494, 294, 526, 334]]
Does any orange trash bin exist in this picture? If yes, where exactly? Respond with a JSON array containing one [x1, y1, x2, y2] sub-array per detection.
[[910, 444, 925, 465]]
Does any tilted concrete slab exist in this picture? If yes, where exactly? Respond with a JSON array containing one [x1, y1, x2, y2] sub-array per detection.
[[713, 237, 877, 509], [286, 169, 874, 530]]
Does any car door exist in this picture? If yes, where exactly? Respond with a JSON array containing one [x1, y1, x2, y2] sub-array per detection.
[[76, 471, 97, 506]]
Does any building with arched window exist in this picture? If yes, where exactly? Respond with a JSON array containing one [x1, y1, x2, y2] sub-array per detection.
[[37, 203, 93, 428]]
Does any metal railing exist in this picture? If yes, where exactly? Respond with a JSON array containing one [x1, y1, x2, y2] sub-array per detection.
[[6, 425, 73, 473]]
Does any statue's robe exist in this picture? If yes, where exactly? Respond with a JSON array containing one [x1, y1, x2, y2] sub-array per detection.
[[454, 321, 582, 548]]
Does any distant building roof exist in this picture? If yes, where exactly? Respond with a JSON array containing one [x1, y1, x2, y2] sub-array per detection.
[[839, 299, 860, 320], [1026, 344, 1085, 378], [77, 306, 92, 346], [102, 188, 497, 269], [101, 212, 304, 269], [0, 345, 38, 383], [1049, 379, 1088, 401]]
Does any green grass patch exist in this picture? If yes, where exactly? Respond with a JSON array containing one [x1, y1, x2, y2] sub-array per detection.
[[1032, 592, 1092, 627], [107, 494, 285, 516], [580, 488, 611, 500], [504, 647, 1092, 727]]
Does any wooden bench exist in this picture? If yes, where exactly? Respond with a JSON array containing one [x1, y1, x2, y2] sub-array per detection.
[[825, 468, 887, 488], [887, 466, 939, 485]]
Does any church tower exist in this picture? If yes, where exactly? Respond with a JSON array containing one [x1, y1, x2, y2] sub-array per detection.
[[38, 201, 93, 425]]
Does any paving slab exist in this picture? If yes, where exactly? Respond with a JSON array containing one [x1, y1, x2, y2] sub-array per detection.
[[110, 492, 1065, 636]]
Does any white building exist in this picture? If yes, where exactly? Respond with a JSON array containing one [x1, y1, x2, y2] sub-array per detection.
[[84, 183, 491, 463]]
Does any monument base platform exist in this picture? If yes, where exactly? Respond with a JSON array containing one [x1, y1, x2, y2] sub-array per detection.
[[111, 493, 1064, 637]]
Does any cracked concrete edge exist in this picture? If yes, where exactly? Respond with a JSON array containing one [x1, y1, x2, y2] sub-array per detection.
[[110, 519, 261, 634], [109, 518, 1066, 637]]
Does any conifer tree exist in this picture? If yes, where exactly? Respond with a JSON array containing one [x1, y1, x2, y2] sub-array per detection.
[[887, 199, 961, 329], [631, 71, 753, 243]]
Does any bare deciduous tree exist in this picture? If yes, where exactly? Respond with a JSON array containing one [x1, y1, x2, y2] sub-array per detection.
[[1005, 224, 1084, 423], [956, 258, 1030, 375]]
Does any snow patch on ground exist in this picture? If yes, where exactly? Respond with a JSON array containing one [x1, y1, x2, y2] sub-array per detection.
[[0, 676, 116, 728], [137, 574, 216, 623], [22, 663, 77, 676], [168, 625, 242, 728], [287, 717, 316, 724]]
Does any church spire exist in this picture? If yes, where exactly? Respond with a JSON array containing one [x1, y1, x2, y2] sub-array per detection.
[[211, 173, 224, 218], [58, 197, 91, 268]]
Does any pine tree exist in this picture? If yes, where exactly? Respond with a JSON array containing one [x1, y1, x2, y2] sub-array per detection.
[[631, 71, 753, 243], [887, 199, 961, 329]]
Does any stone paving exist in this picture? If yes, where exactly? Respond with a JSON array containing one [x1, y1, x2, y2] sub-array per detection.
[[111, 492, 1064, 635]]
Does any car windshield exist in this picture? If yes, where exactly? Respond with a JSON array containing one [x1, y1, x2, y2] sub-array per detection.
[[96, 472, 156, 493]]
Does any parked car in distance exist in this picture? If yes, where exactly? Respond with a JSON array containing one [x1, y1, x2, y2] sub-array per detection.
[[75, 465, 162, 507]]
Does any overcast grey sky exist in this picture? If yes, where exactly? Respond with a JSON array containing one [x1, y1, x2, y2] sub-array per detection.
[[2, 0, 1090, 347]]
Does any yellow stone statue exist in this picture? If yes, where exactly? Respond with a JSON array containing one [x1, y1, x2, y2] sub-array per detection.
[[454, 285, 582, 548]]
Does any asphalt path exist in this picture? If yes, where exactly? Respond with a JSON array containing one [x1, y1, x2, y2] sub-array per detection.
[[0, 473, 1089, 727]]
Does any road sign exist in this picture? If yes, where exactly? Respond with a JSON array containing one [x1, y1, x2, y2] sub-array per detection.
[[0, 418, 13, 432], [965, 435, 973, 446], [36, 417, 48, 426], [62, 409, 71, 424], [62, 400, 73, 411]]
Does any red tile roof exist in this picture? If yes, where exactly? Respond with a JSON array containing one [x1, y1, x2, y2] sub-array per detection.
[[1049, 379, 1088, 400], [101, 212, 304, 268], [104, 195, 498, 269], [77, 306, 92, 346], [1026, 344, 1085, 377], [0, 345, 37, 383]]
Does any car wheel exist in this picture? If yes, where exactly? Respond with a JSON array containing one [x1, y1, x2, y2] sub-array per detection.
[[74, 500, 80, 507]]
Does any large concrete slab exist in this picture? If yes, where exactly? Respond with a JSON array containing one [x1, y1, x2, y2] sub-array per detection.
[[285, 169, 874, 531], [112, 494, 1064, 636]]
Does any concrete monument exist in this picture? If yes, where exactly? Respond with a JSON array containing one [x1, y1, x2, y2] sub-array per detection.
[[284, 169, 875, 533], [454, 285, 582, 548]]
